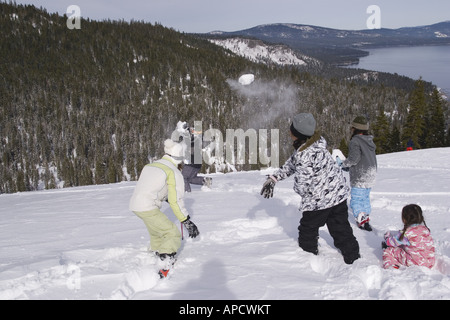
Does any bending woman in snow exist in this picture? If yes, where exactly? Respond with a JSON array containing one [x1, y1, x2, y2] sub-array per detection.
[[382, 204, 435, 269], [261, 113, 360, 264], [129, 139, 199, 277]]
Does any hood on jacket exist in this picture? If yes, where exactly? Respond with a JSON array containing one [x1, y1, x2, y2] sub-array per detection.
[[352, 134, 376, 153]]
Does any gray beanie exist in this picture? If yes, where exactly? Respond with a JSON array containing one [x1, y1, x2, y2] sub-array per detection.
[[291, 113, 316, 137]]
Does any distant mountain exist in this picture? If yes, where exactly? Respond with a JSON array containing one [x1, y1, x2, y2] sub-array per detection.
[[206, 21, 450, 65]]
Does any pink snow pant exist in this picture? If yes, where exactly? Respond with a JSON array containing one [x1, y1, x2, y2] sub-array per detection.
[[382, 246, 435, 269]]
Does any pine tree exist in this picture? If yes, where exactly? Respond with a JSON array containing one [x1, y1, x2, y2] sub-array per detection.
[[387, 125, 402, 153], [402, 79, 427, 149], [446, 129, 450, 147], [95, 158, 106, 185], [372, 109, 390, 154], [425, 89, 446, 148], [16, 168, 26, 192]]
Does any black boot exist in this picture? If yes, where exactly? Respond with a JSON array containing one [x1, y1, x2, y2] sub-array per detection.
[[344, 253, 360, 265], [359, 221, 373, 232]]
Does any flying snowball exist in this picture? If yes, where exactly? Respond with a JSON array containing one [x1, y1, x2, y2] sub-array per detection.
[[238, 74, 255, 86]]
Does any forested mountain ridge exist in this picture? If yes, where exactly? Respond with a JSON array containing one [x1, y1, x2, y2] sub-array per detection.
[[207, 21, 450, 65], [0, 3, 255, 192], [0, 3, 448, 193]]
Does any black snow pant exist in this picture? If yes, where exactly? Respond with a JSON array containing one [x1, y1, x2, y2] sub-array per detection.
[[182, 164, 203, 192], [298, 200, 360, 264]]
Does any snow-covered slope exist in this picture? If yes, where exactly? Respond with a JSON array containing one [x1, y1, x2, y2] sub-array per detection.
[[0, 148, 449, 300], [209, 38, 316, 67]]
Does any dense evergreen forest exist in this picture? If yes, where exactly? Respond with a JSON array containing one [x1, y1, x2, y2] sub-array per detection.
[[1, 3, 448, 193]]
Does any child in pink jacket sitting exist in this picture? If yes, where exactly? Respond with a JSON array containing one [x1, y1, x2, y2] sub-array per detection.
[[382, 204, 435, 269]]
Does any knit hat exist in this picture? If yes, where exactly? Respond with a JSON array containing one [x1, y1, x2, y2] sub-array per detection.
[[291, 113, 316, 138], [164, 139, 184, 162], [352, 116, 369, 131]]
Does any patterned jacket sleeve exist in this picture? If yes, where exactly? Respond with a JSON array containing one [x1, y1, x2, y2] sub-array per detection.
[[272, 152, 297, 181], [384, 230, 411, 247]]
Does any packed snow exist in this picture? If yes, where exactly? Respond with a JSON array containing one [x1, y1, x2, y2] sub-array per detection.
[[238, 74, 255, 86], [0, 148, 450, 300]]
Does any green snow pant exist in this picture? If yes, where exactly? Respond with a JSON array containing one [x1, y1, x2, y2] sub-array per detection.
[[134, 209, 181, 254]]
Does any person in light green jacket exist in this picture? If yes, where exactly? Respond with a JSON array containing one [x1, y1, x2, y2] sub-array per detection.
[[129, 139, 199, 277]]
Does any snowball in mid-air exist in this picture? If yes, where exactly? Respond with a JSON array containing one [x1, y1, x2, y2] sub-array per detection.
[[238, 74, 255, 86]]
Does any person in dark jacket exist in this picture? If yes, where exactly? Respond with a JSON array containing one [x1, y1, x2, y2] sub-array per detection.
[[261, 113, 360, 264], [180, 124, 212, 192], [406, 138, 414, 151], [341, 116, 377, 231]]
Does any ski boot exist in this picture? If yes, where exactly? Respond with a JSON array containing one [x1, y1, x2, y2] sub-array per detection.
[[356, 213, 372, 231], [157, 252, 177, 279]]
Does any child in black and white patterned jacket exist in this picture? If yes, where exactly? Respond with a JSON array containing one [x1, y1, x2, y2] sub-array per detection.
[[261, 113, 360, 264]]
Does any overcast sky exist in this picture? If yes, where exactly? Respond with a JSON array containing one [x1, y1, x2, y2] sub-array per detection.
[[12, 0, 450, 33]]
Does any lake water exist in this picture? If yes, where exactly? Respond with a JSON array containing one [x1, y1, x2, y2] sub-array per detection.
[[347, 45, 450, 99]]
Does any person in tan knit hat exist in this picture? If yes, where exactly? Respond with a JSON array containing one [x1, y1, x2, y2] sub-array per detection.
[[341, 116, 377, 231]]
